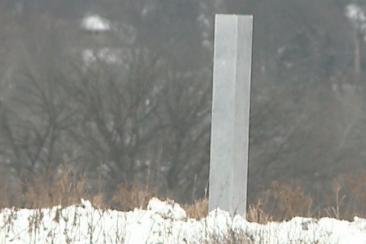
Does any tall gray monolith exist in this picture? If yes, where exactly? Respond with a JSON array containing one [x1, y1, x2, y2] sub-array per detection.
[[209, 14, 253, 216]]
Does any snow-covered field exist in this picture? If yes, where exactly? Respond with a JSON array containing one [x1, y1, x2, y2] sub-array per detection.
[[0, 198, 366, 244]]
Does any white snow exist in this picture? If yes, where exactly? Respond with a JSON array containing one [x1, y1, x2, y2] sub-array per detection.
[[345, 4, 366, 37], [1, 198, 366, 243], [346, 4, 366, 24], [147, 197, 187, 220], [81, 15, 111, 32]]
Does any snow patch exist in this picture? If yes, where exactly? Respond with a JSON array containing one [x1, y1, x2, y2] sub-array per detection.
[[345, 3, 366, 39], [346, 4, 366, 24], [1, 198, 366, 243], [147, 197, 186, 220], [81, 15, 111, 32]]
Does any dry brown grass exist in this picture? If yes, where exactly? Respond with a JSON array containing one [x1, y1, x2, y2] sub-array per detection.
[[22, 170, 88, 208], [322, 170, 366, 219], [184, 198, 208, 219], [266, 181, 313, 219], [0, 169, 157, 211], [184, 198, 272, 224], [111, 183, 156, 211], [182, 198, 271, 224], [2, 168, 366, 223], [247, 200, 272, 224]]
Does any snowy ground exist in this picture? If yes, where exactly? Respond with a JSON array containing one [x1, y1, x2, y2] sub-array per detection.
[[0, 198, 366, 243]]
